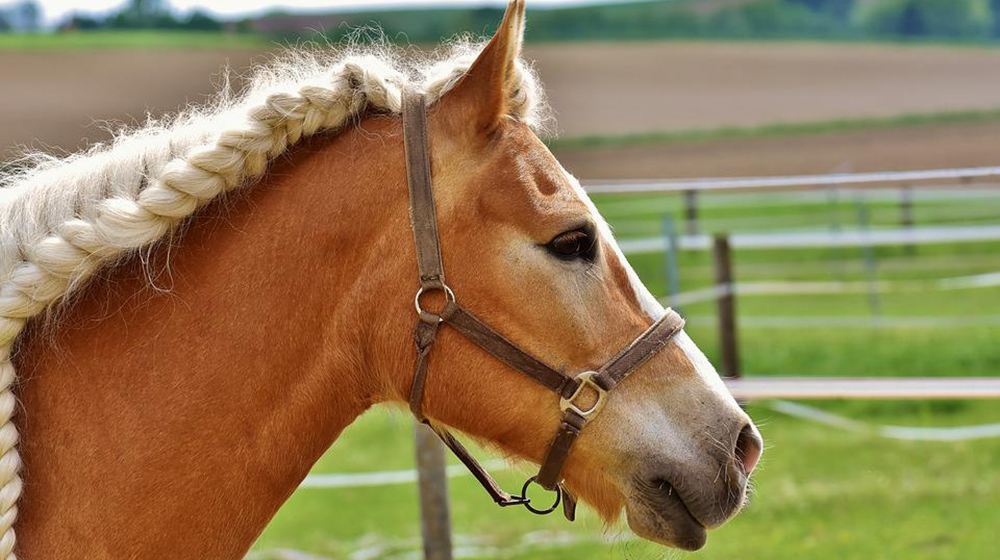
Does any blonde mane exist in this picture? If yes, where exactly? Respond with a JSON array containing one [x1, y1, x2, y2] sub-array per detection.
[[0, 42, 547, 558]]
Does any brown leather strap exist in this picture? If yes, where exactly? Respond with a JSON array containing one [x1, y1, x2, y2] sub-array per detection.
[[402, 89, 446, 289], [402, 87, 533, 513], [535, 410, 586, 490], [409, 319, 440, 420], [425, 421, 529, 507], [562, 488, 578, 521], [594, 309, 686, 391], [442, 303, 578, 398]]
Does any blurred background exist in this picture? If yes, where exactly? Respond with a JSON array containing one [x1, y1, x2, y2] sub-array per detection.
[[2, 1, 998, 559]]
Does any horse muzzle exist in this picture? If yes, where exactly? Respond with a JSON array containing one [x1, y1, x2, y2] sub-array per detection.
[[624, 421, 763, 549]]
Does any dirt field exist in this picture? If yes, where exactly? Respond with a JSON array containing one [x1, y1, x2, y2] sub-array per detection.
[[531, 42, 1000, 137], [553, 120, 1000, 179], [2, 41, 999, 176], [0, 50, 261, 158]]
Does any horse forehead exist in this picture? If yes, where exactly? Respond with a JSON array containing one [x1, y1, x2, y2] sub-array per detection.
[[501, 129, 588, 213]]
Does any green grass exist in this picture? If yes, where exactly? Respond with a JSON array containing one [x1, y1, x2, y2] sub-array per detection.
[[594, 192, 1000, 235], [0, 31, 272, 51], [548, 108, 1000, 150], [253, 401, 1000, 559]]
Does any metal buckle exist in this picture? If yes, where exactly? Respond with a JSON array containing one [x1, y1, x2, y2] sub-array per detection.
[[560, 370, 607, 421], [414, 284, 455, 323]]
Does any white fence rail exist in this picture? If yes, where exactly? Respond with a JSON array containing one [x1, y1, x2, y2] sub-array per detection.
[[725, 377, 1000, 399], [619, 224, 1000, 254], [585, 166, 1000, 194]]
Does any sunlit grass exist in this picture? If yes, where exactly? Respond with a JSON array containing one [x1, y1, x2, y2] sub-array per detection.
[[254, 401, 1000, 559], [0, 31, 271, 51]]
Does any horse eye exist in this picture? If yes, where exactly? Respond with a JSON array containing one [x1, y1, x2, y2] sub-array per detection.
[[546, 227, 597, 262]]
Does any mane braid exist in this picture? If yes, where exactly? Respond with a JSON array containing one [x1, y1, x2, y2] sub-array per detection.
[[0, 42, 547, 558]]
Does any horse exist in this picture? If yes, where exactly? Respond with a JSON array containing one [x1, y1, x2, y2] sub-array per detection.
[[0, 1, 762, 558]]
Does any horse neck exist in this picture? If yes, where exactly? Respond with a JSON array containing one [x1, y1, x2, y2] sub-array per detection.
[[13, 118, 413, 559]]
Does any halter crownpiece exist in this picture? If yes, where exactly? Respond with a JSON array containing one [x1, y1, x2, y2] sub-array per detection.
[[401, 88, 686, 520]]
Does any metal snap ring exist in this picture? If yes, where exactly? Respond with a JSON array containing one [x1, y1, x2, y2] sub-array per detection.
[[414, 284, 456, 323], [521, 477, 561, 515]]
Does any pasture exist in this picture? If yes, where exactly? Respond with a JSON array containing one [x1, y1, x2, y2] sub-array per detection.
[[253, 402, 1000, 560], [251, 187, 1000, 559]]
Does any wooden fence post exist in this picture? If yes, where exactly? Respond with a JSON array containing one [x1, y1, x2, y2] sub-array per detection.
[[713, 234, 740, 379], [684, 189, 699, 236], [413, 421, 453, 560]]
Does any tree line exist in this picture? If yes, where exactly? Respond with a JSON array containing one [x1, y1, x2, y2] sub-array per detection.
[[245, 0, 1000, 43], [6, 0, 999, 42], [60, 0, 222, 32]]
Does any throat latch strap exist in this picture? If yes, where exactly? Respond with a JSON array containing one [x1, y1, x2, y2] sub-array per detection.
[[400, 87, 685, 521]]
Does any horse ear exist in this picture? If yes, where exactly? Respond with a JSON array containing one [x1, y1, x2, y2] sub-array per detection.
[[440, 0, 526, 136]]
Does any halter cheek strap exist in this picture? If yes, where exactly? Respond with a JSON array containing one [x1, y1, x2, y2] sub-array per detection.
[[401, 88, 685, 519]]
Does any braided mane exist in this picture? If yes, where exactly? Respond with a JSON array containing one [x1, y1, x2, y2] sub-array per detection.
[[0, 42, 546, 558]]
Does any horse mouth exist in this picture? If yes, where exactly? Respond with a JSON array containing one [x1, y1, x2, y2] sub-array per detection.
[[626, 477, 707, 551]]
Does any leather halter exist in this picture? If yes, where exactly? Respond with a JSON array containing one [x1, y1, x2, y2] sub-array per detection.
[[401, 89, 686, 519]]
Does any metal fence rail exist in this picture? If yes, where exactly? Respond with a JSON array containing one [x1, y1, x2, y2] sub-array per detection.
[[726, 377, 1000, 399], [585, 166, 1000, 194], [620, 224, 1000, 254]]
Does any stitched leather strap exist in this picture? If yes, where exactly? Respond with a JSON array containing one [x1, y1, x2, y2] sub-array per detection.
[[535, 410, 586, 490], [442, 303, 578, 398], [425, 421, 529, 507], [409, 319, 440, 420], [595, 309, 686, 391], [403, 88, 536, 512], [402, 90, 446, 289]]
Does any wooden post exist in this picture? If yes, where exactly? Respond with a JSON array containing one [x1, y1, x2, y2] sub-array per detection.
[[712, 234, 740, 378], [683, 189, 698, 236], [413, 422, 453, 560]]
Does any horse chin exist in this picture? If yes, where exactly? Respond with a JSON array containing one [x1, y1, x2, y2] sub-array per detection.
[[624, 489, 708, 551]]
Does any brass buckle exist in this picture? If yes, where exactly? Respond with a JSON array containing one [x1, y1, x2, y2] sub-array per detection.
[[560, 371, 606, 422]]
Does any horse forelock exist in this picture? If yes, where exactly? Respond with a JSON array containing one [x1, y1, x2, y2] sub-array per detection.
[[0, 39, 550, 559]]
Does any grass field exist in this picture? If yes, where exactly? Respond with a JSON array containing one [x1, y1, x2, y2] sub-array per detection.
[[0, 31, 271, 51], [249, 188, 1000, 559], [252, 401, 1000, 560]]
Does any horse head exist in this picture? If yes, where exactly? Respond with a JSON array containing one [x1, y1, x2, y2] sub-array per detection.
[[380, 0, 763, 549]]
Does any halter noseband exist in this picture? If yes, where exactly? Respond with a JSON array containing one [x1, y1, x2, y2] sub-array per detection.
[[401, 89, 685, 520]]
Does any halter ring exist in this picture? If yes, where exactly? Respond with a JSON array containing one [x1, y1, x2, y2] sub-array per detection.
[[521, 477, 561, 515], [414, 284, 456, 323]]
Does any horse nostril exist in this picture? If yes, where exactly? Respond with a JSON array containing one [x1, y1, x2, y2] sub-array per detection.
[[734, 423, 763, 475]]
